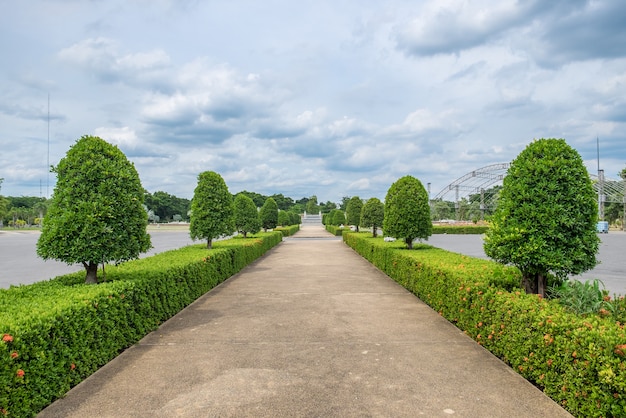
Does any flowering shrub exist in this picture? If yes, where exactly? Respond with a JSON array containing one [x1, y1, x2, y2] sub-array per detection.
[[0, 232, 282, 417], [344, 231, 626, 417]]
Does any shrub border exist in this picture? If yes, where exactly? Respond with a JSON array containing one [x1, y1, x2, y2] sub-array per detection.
[[0, 232, 283, 417], [343, 231, 626, 417]]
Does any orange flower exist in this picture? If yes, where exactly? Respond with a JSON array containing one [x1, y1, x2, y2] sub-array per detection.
[[10, 351, 18, 359], [70, 363, 76, 370], [2, 334, 13, 343], [16, 369, 24, 378]]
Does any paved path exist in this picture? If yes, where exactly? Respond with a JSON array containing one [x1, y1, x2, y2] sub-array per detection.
[[39, 225, 571, 417]]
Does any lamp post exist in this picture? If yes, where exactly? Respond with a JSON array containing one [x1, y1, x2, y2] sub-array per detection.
[[622, 171, 626, 231]]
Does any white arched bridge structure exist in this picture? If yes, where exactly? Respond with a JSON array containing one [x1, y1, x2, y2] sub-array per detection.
[[433, 163, 625, 221]]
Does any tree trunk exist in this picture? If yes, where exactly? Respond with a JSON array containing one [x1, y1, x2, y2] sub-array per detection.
[[84, 261, 98, 284], [405, 237, 413, 249], [537, 273, 547, 298], [207, 238, 213, 249], [372, 226, 378, 238], [522, 273, 542, 295]]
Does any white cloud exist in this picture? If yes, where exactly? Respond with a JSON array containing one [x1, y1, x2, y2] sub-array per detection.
[[93, 126, 138, 148], [1, 0, 625, 204], [58, 37, 170, 84]]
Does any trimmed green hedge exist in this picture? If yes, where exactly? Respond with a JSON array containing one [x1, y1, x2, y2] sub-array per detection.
[[325, 225, 349, 236], [432, 225, 489, 234], [0, 232, 282, 417], [343, 232, 626, 417], [274, 225, 300, 236]]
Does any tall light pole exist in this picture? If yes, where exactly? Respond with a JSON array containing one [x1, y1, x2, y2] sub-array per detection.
[[597, 137, 604, 221], [622, 171, 626, 231]]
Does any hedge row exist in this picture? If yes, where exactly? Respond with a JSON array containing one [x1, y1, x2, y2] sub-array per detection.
[[0, 232, 283, 417], [325, 225, 349, 236], [274, 225, 300, 236], [432, 225, 489, 234], [343, 231, 626, 417]]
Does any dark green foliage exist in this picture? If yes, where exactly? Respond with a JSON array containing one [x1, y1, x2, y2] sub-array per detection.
[[305, 196, 319, 214], [189, 171, 234, 249], [0, 232, 282, 417], [383, 175, 432, 249], [288, 211, 301, 225], [143, 191, 190, 222], [344, 231, 626, 417], [259, 197, 278, 231], [327, 209, 345, 226], [36, 135, 151, 284], [345, 196, 363, 231], [277, 210, 290, 226], [233, 194, 261, 238], [484, 139, 600, 296], [360, 197, 384, 237], [236, 190, 266, 207]]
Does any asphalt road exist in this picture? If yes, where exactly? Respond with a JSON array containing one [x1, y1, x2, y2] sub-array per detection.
[[427, 232, 626, 296], [0, 228, 197, 289], [2, 229, 625, 296]]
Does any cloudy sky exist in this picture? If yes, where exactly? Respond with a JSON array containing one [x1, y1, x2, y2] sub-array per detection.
[[2, 0, 625, 203]]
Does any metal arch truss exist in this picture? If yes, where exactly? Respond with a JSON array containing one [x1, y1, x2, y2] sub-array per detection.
[[432, 163, 510, 204], [433, 163, 626, 206], [590, 173, 626, 204]]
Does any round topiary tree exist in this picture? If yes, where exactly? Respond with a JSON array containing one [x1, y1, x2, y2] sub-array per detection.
[[277, 210, 290, 226], [328, 209, 346, 226], [190, 171, 234, 248], [483, 138, 600, 297], [360, 197, 384, 237], [259, 197, 278, 232], [233, 193, 261, 238], [383, 175, 432, 249], [346, 196, 363, 232], [36, 135, 152, 284]]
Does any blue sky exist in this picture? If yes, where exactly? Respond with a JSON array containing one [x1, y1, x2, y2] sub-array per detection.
[[1, 0, 625, 203]]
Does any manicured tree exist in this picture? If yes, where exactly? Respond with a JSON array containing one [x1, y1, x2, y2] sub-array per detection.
[[288, 211, 301, 225], [328, 209, 345, 226], [190, 171, 234, 248], [36, 135, 151, 284], [260, 197, 278, 232], [233, 193, 260, 238], [383, 175, 432, 249], [360, 197, 384, 237], [484, 138, 599, 297], [277, 210, 290, 226], [346, 196, 363, 232]]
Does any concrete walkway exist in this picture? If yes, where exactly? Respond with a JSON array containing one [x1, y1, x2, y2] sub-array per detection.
[[39, 225, 571, 417]]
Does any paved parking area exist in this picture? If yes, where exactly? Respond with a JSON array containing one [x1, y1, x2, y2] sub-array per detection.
[[427, 232, 626, 296], [0, 229, 196, 288]]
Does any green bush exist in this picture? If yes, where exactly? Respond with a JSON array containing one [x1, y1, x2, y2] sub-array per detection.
[[432, 225, 489, 234], [343, 231, 626, 417], [274, 225, 300, 236], [325, 225, 348, 236], [0, 232, 282, 417]]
